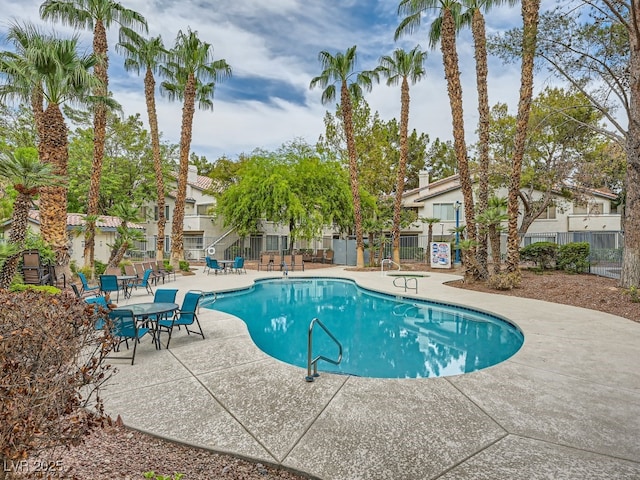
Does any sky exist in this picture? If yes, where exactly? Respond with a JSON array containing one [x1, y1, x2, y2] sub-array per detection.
[[1, 0, 553, 162]]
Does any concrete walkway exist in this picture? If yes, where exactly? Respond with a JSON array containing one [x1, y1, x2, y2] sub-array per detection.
[[103, 266, 640, 480]]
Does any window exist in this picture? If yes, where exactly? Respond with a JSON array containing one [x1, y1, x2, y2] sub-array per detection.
[[538, 206, 556, 220], [574, 202, 604, 215], [197, 204, 213, 215], [266, 235, 279, 251], [433, 203, 455, 221]]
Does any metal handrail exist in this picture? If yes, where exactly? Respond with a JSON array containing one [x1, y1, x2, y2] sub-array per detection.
[[393, 276, 418, 293], [306, 318, 343, 382], [380, 258, 401, 276]]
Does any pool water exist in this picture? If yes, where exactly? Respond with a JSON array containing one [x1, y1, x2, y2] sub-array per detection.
[[207, 278, 523, 379]]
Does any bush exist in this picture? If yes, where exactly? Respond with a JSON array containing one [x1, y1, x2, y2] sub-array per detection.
[[178, 260, 190, 272], [0, 291, 113, 470], [519, 242, 558, 270], [487, 271, 522, 290], [9, 284, 61, 295], [94, 259, 107, 276], [557, 242, 590, 273]]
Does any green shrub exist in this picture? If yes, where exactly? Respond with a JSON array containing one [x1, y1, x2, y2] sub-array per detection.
[[626, 286, 640, 303], [94, 259, 107, 276], [178, 260, 190, 272], [557, 242, 590, 273], [519, 242, 558, 270], [10, 284, 61, 295], [143, 472, 184, 480], [163, 260, 174, 272]]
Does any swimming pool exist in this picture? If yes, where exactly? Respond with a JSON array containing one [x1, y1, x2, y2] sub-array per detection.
[[207, 278, 523, 379]]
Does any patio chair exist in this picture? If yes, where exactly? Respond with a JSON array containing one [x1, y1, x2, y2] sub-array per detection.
[[257, 252, 273, 271], [105, 266, 121, 275], [231, 256, 246, 274], [149, 261, 167, 284], [291, 254, 305, 271], [21, 249, 51, 285], [323, 250, 334, 264], [78, 272, 100, 295], [124, 263, 138, 278], [84, 296, 109, 329], [143, 261, 162, 285], [126, 269, 154, 296], [153, 288, 178, 303], [272, 254, 282, 271], [311, 249, 325, 263], [157, 291, 204, 349], [205, 257, 225, 275], [99, 274, 121, 302], [281, 254, 293, 273], [107, 309, 150, 365]]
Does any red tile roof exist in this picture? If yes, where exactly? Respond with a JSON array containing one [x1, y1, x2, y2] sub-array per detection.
[[28, 210, 144, 230]]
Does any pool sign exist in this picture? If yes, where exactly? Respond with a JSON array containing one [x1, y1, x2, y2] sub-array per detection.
[[430, 242, 451, 269]]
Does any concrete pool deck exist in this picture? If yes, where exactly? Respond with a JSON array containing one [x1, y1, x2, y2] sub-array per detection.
[[103, 267, 640, 479]]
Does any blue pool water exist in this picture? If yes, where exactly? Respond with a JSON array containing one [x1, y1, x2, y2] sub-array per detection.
[[206, 278, 523, 379]]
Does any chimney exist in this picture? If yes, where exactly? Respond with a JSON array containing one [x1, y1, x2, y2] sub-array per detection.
[[188, 164, 198, 184], [418, 170, 430, 189]]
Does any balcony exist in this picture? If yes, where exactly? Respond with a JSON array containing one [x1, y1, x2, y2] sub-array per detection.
[[567, 214, 621, 232]]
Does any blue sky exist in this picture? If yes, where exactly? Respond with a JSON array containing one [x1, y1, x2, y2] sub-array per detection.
[[2, 0, 543, 161]]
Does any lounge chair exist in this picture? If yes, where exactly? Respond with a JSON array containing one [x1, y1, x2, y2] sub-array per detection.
[[291, 254, 305, 271], [126, 269, 154, 296], [311, 249, 325, 263]]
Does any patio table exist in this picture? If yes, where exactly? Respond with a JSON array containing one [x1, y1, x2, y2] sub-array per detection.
[[117, 275, 138, 299], [113, 302, 178, 349]]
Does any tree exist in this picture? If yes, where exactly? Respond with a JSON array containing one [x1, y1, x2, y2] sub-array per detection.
[[117, 31, 168, 261], [161, 28, 231, 269], [425, 138, 457, 181], [310, 45, 376, 268], [0, 148, 59, 289], [107, 202, 143, 268], [214, 141, 353, 247], [491, 3, 639, 287], [396, 0, 478, 261], [40, 0, 147, 273], [375, 46, 427, 264], [461, 0, 517, 278], [0, 24, 101, 273], [419, 216, 441, 247], [476, 196, 507, 274]]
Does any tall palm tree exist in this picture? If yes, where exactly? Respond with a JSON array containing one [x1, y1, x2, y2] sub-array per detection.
[[376, 46, 427, 265], [0, 148, 60, 289], [107, 202, 143, 268], [310, 45, 376, 268], [117, 31, 168, 262], [160, 28, 231, 269], [40, 0, 148, 273], [461, 0, 517, 279], [0, 25, 100, 273], [396, 0, 478, 272], [505, 0, 541, 275]]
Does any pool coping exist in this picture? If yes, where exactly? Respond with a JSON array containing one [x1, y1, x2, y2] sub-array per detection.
[[104, 267, 640, 480]]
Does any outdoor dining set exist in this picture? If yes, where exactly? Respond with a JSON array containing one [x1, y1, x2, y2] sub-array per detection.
[[73, 262, 211, 365]]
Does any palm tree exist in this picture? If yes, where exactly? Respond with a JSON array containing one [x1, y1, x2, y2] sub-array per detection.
[[420, 216, 441, 248], [476, 196, 508, 274], [505, 0, 541, 276], [460, 0, 517, 278], [396, 0, 477, 272], [0, 25, 100, 273], [107, 202, 143, 268], [40, 0, 148, 273], [117, 31, 168, 262], [310, 46, 376, 268], [376, 46, 427, 265], [0, 148, 60, 289], [160, 28, 231, 269]]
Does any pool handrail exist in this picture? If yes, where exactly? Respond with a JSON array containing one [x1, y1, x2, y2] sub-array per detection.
[[381, 258, 401, 276], [306, 317, 343, 382]]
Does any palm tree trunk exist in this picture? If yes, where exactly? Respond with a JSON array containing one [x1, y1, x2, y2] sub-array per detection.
[[392, 78, 410, 265], [0, 192, 31, 289], [145, 68, 166, 262], [506, 0, 541, 274], [84, 20, 109, 273], [441, 9, 477, 261], [38, 103, 70, 271], [170, 74, 196, 269], [341, 82, 364, 268], [472, 9, 490, 279]]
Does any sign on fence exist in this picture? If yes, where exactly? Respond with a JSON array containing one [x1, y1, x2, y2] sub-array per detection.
[[430, 242, 451, 269]]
